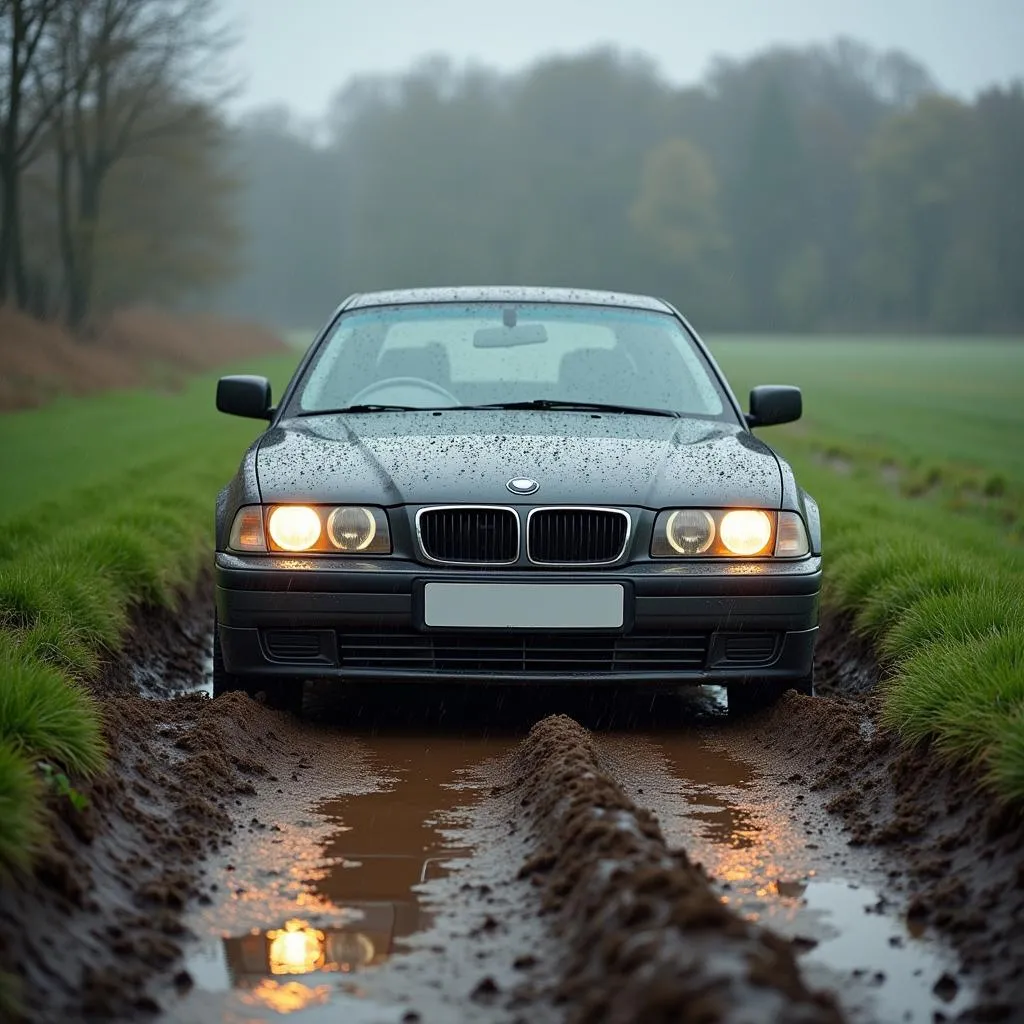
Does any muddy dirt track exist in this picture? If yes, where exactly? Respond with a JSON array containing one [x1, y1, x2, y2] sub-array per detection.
[[2, 593, 1022, 1024]]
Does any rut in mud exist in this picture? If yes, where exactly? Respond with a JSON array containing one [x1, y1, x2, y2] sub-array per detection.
[[2, 596, 1023, 1023]]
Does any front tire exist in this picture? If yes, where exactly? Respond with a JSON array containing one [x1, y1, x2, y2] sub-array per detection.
[[727, 673, 813, 717], [212, 618, 304, 714]]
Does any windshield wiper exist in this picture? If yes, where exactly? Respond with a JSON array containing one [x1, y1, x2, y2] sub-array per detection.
[[296, 404, 448, 416], [459, 399, 680, 418]]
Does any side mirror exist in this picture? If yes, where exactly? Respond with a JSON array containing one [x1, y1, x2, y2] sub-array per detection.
[[746, 385, 802, 428], [216, 375, 273, 419]]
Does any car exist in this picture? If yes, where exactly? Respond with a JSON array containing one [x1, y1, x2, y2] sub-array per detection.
[[213, 286, 820, 715]]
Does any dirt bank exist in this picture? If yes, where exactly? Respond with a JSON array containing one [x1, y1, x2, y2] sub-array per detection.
[[0, 306, 287, 411]]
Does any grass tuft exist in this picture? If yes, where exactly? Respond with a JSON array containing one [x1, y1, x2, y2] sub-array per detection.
[[0, 738, 44, 872], [879, 585, 1024, 662], [883, 631, 1024, 768], [0, 641, 107, 776], [990, 707, 1024, 801]]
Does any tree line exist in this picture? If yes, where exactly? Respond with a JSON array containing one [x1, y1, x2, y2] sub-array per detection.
[[0, 0, 234, 327], [3, 10, 1022, 334], [217, 41, 1023, 334]]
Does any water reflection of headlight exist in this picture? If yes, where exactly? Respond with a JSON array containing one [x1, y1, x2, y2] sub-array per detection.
[[267, 920, 326, 975], [326, 931, 375, 971], [245, 979, 332, 1013]]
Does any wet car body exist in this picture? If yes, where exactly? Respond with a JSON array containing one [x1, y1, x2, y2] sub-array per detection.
[[214, 287, 821, 713]]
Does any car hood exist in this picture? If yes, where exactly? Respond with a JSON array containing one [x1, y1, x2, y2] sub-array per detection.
[[256, 411, 782, 508]]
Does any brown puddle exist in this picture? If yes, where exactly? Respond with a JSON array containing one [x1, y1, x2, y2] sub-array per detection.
[[600, 731, 976, 1024], [170, 734, 511, 1021]]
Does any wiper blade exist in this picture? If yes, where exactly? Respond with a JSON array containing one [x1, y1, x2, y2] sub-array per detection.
[[461, 399, 680, 418], [296, 404, 443, 416]]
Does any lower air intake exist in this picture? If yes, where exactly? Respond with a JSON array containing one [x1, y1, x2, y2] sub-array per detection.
[[262, 630, 325, 663], [338, 630, 708, 674]]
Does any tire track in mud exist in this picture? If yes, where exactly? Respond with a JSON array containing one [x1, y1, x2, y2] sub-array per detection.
[[161, 729, 564, 1023], [595, 728, 976, 1023], [157, 702, 851, 1024]]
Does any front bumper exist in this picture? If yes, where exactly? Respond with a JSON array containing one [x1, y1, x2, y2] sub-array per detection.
[[215, 553, 821, 687]]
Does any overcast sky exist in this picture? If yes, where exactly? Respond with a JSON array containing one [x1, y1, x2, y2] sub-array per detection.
[[219, 0, 1024, 120]]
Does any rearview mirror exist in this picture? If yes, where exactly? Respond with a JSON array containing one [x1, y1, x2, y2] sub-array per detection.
[[746, 385, 801, 428], [216, 375, 273, 419], [473, 323, 549, 348]]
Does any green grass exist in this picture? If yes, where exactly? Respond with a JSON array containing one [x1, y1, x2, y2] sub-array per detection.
[[713, 335, 1024, 802], [712, 335, 1024, 475], [0, 354, 299, 872]]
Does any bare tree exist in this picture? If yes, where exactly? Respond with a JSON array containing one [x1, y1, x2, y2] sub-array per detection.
[[51, 0, 232, 326], [0, 0, 63, 308]]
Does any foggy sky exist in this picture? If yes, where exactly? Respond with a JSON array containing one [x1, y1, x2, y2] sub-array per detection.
[[219, 0, 1024, 120]]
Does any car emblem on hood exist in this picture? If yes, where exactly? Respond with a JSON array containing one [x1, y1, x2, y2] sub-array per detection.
[[506, 477, 539, 495]]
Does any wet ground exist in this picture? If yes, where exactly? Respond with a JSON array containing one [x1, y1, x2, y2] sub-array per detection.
[[149, 684, 974, 1024], [599, 732, 974, 1023], [4, 603, 1020, 1023]]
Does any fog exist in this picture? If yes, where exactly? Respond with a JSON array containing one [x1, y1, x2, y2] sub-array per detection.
[[2, 1, 1022, 332], [221, 0, 1024, 118]]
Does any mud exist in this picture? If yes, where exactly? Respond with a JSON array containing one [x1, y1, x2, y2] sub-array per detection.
[[4, 597, 1022, 1024], [511, 715, 842, 1023], [0, 586, 325, 1020], [600, 732, 976, 1023], [734, 693, 1024, 1023], [108, 577, 214, 699], [0, 687, 282, 1020], [163, 731, 564, 1023]]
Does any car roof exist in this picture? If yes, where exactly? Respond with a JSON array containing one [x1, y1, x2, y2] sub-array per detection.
[[344, 286, 673, 313]]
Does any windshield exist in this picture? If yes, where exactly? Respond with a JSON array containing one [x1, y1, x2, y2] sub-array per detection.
[[290, 302, 733, 420]]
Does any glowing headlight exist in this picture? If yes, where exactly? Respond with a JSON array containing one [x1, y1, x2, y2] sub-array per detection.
[[327, 506, 377, 551], [665, 509, 716, 555], [267, 506, 322, 551], [229, 505, 392, 555], [652, 508, 797, 558], [719, 509, 773, 555]]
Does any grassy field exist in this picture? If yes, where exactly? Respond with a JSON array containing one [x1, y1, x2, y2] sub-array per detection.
[[0, 354, 299, 871], [1, 332, 1022, 884], [712, 336, 1024, 475], [713, 335, 1024, 800]]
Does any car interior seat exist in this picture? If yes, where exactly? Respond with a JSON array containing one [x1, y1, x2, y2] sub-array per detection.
[[557, 346, 638, 402], [375, 342, 452, 390]]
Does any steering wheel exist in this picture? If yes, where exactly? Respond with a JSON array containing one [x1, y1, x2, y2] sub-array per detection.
[[347, 376, 462, 407]]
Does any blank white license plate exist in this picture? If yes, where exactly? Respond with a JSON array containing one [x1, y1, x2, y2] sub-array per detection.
[[423, 582, 624, 630]]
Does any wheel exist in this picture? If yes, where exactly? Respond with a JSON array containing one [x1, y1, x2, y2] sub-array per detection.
[[788, 672, 815, 698], [726, 673, 814, 717], [212, 618, 304, 714], [726, 679, 784, 717]]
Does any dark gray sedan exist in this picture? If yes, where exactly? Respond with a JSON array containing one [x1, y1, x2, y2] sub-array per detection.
[[213, 287, 820, 714]]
